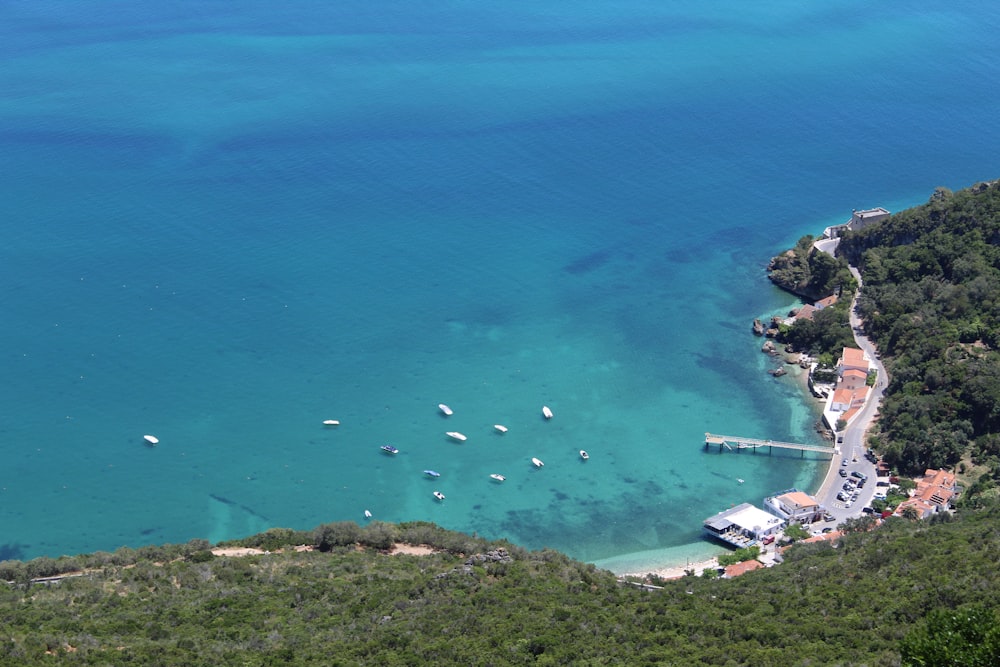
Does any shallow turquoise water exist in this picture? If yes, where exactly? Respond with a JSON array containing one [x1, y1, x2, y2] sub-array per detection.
[[1, 1, 998, 567]]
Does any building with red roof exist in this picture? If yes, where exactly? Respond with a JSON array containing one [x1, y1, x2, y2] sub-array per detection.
[[723, 559, 764, 578]]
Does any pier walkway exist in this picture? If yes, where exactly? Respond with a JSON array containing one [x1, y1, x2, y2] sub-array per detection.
[[704, 433, 837, 458]]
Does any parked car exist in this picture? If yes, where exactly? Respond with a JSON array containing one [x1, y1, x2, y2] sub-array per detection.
[[851, 471, 864, 479], [842, 459, 849, 467], [876, 481, 890, 487], [873, 491, 887, 500], [839, 469, 848, 478]]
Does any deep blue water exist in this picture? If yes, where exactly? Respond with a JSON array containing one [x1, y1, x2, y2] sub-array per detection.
[[1, 1, 998, 570]]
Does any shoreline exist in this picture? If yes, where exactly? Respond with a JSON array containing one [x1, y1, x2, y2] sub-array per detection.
[[618, 557, 721, 581], [602, 336, 837, 579]]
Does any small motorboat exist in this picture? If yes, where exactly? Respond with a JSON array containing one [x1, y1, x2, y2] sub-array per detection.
[[424, 470, 441, 478], [322, 419, 340, 427], [364, 510, 372, 519], [531, 457, 544, 468], [446, 431, 467, 442], [542, 406, 553, 419], [490, 473, 506, 482], [579, 450, 589, 460], [433, 491, 445, 501], [438, 403, 453, 416], [143, 435, 159, 446], [494, 424, 508, 433], [737, 478, 745, 485], [380, 445, 399, 455]]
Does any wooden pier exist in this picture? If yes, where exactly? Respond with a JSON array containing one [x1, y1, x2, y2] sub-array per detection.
[[704, 433, 837, 458]]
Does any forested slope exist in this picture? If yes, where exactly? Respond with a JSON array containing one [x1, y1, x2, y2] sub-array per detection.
[[3, 508, 1000, 666], [839, 181, 1000, 478]]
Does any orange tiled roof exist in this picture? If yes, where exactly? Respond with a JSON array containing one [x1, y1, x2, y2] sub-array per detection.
[[815, 295, 839, 309], [795, 304, 818, 321], [802, 530, 842, 544], [832, 387, 855, 404], [724, 560, 764, 578], [779, 491, 818, 510], [841, 347, 868, 368]]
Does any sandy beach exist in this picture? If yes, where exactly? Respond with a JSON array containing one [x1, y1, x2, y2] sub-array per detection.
[[620, 557, 721, 581]]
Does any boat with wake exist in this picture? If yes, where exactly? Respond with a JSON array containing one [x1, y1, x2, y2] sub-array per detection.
[[489, 473, 506, 482], [380, 445, 399, 455], [446, 431, 467, 442]]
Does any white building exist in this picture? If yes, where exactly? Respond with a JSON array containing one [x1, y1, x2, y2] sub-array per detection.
[[703, 503, 786, 547], [764, 489, 826, 524], [822, 207, 891, 239]]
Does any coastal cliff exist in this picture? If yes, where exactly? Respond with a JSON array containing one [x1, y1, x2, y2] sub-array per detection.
[[766, 234, 854, 301]]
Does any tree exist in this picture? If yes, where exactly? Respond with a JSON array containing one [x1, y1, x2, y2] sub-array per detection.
[[783, 523, 810, 541], [901, 606, 1000, 666]]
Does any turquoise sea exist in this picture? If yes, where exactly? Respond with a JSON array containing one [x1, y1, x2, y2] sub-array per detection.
[[2, 2, 998, 570]]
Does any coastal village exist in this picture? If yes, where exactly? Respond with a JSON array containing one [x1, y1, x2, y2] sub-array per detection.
[[649, 208, 961, 582]]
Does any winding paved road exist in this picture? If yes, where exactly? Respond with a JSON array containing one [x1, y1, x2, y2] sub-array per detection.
[[812, 267, 890, 527]]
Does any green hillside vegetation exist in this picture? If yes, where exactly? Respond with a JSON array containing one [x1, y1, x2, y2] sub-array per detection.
[[767, 234, 857, 301], [773, 180, 1000, 487], [839, 181, 1000, 480], [3, 506, 1000, 666]]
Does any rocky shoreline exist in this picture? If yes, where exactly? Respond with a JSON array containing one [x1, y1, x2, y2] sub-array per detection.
[[754, 311, 834, 440]]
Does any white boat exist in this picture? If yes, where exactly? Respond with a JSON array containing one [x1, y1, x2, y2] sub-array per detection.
[[364, 510, 372, 519], [737, 478, 745, 484], [438, 403, 453, 416], [531, 457, 544, 468], [322, 419, 340, 426], [143, 435, 159, 446], [380, 445, 399, 455], [494, 424, 508, 433], [433, 491, 445, 501], [579, 450, 589, 460], [542, 406, 553, 419], [424, 470, 441, 478], [490, 473, 506, 482], [446, 431, 467, 442]]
